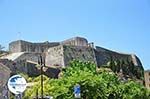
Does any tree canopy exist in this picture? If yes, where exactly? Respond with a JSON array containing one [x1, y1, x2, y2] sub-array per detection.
[[24, 60, 150, 99]]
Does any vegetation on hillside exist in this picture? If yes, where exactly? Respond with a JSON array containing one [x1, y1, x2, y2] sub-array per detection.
[[102, 57, 144, 80], [24, 60, 149, 99]]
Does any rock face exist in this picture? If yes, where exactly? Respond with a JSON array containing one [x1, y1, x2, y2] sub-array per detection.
[[144, 70, 150, 89], [1, 37, 144, 79], [0, 63, 10, 87], [0, 63, 11, 97]]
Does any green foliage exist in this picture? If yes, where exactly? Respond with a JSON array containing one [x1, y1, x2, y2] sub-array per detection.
[[105, 57, 144, 81], [18, 72, 30, 81], [62, 60, 96, 77], [24, 60, 150, 99]]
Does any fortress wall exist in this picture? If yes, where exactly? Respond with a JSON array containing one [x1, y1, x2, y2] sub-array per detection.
[[9, 40, 22, 53], [63, 45, 96, 66], [6, 37, 144, 81], [9, 40, 60, 53], [14, 52, 41, 63], [20, 40, 34, 52], [9, 37, 88, 53], [32, 42, 60, 53], [95, 46, 142, 67], [131, 54, 142, 66], [2, 52, 42, 75], [45, 45, 64, 67], [61, 37, 88, 46]]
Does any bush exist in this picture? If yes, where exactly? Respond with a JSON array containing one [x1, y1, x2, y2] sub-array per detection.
[[24, 60, 150, 99]]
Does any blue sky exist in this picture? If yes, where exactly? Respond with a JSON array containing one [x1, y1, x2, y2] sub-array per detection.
[[0, 0, 150, 69]]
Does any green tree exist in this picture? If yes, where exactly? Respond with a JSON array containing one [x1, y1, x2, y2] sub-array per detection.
[[24, 60, 150, 99]]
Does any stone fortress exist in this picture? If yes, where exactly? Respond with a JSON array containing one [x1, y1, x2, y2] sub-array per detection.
[[0, 36, 144, 95], [0, 36, 144, 79], [8, 36, 142, 68]]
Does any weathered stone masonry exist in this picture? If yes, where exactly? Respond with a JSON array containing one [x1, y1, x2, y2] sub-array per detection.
[[9, 40, 60, 53], [46, 45, 96, 67], [8, 37, 143, 68], [1, 36, 145, 95]]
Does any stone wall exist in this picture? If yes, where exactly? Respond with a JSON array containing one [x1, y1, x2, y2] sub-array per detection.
[[15, 52, 41, 63], [144, 70, 150, 89], [13, 53, 42, 75], [95, 46, 143, 67], [46, 44, 143, 69], [46, 45, 64, 67], [25, 62, 60, 78], [46, 45, 96, 67], [61, 37, 88, 46], [0, 52, 41, 76], [63, 45, 96, 66], [131, 54, 142, 66], [9, 40, 22, 53], [95, 46, 131, 67], [7, 37, 144, 80], [9, 40, 60, 53], [9, 37, 88, 53]]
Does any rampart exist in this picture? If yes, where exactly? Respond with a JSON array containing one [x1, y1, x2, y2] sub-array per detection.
[[46, 45, 96, 67], [9, 37, 88, 53], [6, 36, 144, 79], [61, 37, 88, 46], [9, 40, 60, 53], [8, 37, 143, 68], [95, 46, 142, 67]]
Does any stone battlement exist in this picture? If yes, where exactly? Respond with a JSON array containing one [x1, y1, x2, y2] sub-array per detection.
[[4, 36, 144, 79], [61, 36, 88, 46], [8, 37, 143, 67], [9, 40, 60, 53], [0, 36, 144, 95], [9, 37, 89, 53]]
